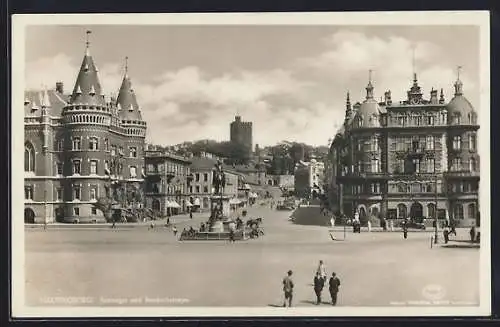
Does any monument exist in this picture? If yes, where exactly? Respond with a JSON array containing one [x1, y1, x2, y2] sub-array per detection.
[[209, 160, 231, 232]]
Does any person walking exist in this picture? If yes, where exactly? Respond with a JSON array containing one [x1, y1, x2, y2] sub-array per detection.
[[282, 270, 294, 307], [189, 209, 193, 219], [443, 226, 450, 244], [390, 219, 394, 232], [313, 272, 325, 305], [316, 260, 327, 281], [403, 222, 408, 239], [367, 220, 372, 232], [470, 226, 476, 243], [329, 272, 341, 305], [172, 225, 178, 237]]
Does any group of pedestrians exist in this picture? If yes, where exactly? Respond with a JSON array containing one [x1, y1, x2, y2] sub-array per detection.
[[282, 260, 341, 307]]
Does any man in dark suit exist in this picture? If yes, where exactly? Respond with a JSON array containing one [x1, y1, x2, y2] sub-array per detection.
[[329, 272, 341, 306], [314, 272, 325, 305]]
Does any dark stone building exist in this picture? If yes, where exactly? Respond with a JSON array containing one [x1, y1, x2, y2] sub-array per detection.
[[24, 33, 146, 223], [326, 71, 479, 227], [230, 115, 253, 159]]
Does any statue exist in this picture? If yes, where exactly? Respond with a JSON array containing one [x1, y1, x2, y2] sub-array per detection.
[[212, 160, 226, 195]]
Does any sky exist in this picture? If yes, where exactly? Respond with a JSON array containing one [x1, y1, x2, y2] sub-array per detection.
[[25, 25, 480, 147]]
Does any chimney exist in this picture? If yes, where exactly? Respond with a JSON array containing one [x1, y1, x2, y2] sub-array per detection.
[[384, 90, 392, 105], [430, 88, 438, 104], [55, 82, 64, 94]]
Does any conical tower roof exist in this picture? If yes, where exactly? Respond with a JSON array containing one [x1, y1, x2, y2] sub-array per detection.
[[116, 57, 143, 121], [69, 31, 106, 106]]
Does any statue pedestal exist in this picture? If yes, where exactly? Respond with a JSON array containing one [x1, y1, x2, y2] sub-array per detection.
[[210, 195, 231, 219], [210, 220, 224, 232]]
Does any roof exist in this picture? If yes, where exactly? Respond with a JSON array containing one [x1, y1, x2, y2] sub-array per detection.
[[69, 49, 106, 107], [116, 73, 143, 121], [24, 89, 69, 117], [447, 80, 475, 116]]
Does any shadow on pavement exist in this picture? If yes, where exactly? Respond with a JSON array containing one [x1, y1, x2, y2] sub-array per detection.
[[441, 243, 479, 249], [267, 304, 284, 308]]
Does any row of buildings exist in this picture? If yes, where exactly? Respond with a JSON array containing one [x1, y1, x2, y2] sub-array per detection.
[[23, 34, 257, 224], [325, 70, 480, 227]]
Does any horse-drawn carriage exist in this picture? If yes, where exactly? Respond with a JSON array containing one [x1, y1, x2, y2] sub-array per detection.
[[246, 217, 265, 238]]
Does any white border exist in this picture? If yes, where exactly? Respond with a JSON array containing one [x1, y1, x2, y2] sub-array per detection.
[[11, 11, 491, 318]]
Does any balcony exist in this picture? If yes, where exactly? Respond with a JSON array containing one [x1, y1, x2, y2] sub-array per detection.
[[444, 171, 480, 178]]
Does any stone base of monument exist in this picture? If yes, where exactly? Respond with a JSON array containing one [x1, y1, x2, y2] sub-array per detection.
[[179, 229, 249, 241]]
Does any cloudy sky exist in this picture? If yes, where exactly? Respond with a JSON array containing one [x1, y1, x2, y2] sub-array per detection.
[[25, 25, 479, 147]]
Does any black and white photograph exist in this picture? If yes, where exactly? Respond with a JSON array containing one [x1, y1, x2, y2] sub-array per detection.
[[11, 12, 491, 317]]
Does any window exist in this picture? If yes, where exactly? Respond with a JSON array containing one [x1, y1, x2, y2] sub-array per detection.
[[426, 158, 435, 173], [24, 143, 35, 172], [195, 173, 200, 182], [56, 162, 63, 175], [371, 159, 379, 173], [427, 115, 434, 126], [189, 186, 193, 193], [90, 160, 98, 175], [195, 185, 200, 193], [412, 159, 421, 173], [454, 204, 464, 219], [469, 134, 476, 151], [89, 137, 98, 150], [371, 136, 379, 151], [118, 146, 124, 156], [104, 138, 109, 151], [397, 159, 405, 173], [204, 173, 208, 182], [453, 113, 461, 125], [73, 160, 81, 175], [396, 137, 405, 151], [370, 183, 380, 194], [397, 183, 406, 193], [397, 204, 407, 219], [104, 161, 110, 174], [91, 207, 97, 215], [452, 158, 462, 171], [358, 161, 364, 173], [469, 158, 477, 172], [57, 139, 64, 151], [73, 186, 81, 200], [56, 188, 63, 201], [203, 186, 209, 193], [357, 139, 363, 151], [427, 203, 436, 219], [111, 145, 116, 156], [468, 203, 476, 219], [74, 207, 80, 216], [130, 147, 137, 158], [130, 166, 137, 178], [90, 187, 97, 201], [426, 135, 434, 150], [452, 136, 461, 150], [72, 137, 81, 150], [24, 186, 33, 200]]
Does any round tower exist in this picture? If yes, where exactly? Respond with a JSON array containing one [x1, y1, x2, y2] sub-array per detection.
[[60, 31, 112, 222], [445, 67, 480, 227]]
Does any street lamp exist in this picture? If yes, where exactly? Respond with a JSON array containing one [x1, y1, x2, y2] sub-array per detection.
[[434, 173, 439, 244]]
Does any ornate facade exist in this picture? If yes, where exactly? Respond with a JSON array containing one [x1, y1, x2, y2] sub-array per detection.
[[326, 71, 479, 227], [24, 33, 146, 223]]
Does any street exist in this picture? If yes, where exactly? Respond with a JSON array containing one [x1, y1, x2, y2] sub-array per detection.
[[25, 203, 479, 307]]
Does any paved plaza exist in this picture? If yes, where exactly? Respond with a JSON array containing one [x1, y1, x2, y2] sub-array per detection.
[[25, 204, 479, 307]]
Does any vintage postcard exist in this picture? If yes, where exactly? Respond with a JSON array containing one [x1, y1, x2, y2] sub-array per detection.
[[11, 11, 491, 317]]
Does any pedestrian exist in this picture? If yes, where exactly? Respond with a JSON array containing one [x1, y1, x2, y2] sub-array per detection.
[[313, 272, 325, 305], [149, 221, 155, 230], [282, 270, 294, 307], [330, 216, 336, 228], [167, 217, 170, 226], [189, 210, 193, 219], [403, 223, 408, 239], [390, 219, 394, 232], [443, 227, 450, 244], [172, 225, 178, 237], [316, 260, 327, 281], [229, 227, 235, 243], [367, 220, 372, 232], [329, 272, 341, 305], [470, 226, 476, 243]]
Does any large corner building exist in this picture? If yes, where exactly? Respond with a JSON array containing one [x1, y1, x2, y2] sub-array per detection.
[[326, 71, 480, 227], [24, 33, 147, 223]]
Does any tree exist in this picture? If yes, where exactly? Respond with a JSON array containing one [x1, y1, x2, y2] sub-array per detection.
[[93, 196, 114, 222]]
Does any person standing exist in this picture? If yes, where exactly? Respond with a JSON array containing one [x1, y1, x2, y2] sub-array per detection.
[[172, 225, 178, 237], [367, 220, 372, 232], [282, 270, 294, 307], [403, 222, 408, 239], [189, 209, 193, 219], [329, 272, 341, 306], [470, 226, 476, 243], [443, 226, 450, 244], [390, 219, 394, 232], [317, 260, 327, 281], [313, 272, 325, 305]]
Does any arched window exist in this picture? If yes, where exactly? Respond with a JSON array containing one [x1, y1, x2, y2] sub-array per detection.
[[454, 204, 464, 219], [397, 203, 407, 219], [468, 203, 476, 219], [24, 142, 35, 172]]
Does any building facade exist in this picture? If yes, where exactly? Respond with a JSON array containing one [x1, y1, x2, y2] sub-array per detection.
[[230, 115, 253, 159], [24, 35, 146, 223], [294, 159, 325, 199], [188, 157, 240, 211], [144, 150, 192, 216], [327, 72, 479, 227]]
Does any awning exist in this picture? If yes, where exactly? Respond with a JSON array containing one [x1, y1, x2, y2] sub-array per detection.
[[186, 201, 193, 207], [193, 198, 201, 206], [229, 198, 241, 205], [170, 201, 181, 209]]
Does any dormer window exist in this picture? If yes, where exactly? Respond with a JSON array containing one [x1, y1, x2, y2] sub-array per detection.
[[453, 113, 461, 125], [89, 85, 96, 96]]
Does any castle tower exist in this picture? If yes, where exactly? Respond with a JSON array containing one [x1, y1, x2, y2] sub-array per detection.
[[60, 30, 113, 222], [116, 56, 147, 182]]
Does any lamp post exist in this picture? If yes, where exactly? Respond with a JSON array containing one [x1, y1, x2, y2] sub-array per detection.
[[434, 173, 439, 244]]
